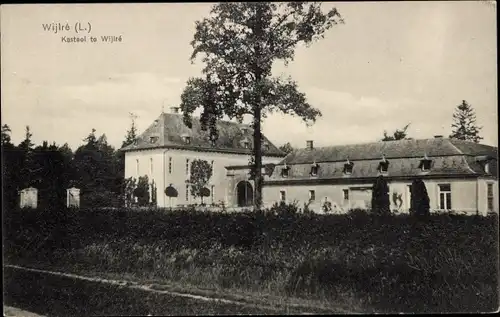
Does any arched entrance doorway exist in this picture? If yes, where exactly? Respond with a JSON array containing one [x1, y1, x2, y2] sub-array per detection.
[[236, 181, 253, 207]]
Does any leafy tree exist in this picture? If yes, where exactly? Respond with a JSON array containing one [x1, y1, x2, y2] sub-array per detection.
[[150, 179, 158, 206], [371, 175, 390, 215], [449, 100, 483, 143], [1, 124, 12, 146], [32, 141, 70, 209], [133, 175, 150, 206], [179, 2, 343, 210], [189, 159, 213, 204], [18, 126, 37, 188], [74, 129, 120, 207], [18, 125, 35, 151], [410, 178, 430, 217], [123, 177, 137, 207], [165, 184, 179, 209], [122, 112, 138, 148], [117, 113, 139, 204], [2, 125, 23, 209], [382, 123, 411, 141], [279, 142, 294, 154]]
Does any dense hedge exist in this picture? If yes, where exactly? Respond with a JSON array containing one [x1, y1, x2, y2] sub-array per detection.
[[3, 205, 499, 313]]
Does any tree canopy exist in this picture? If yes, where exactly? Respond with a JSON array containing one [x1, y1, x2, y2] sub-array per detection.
[[189, 159, 213, 204], [279, 142, 294, 154], [179, 2, 343, 209], [382, 123, 411, 141], [449, 100, 483, 143]]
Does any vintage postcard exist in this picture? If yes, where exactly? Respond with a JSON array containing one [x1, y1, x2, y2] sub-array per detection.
[[1, 2, 498, 315]]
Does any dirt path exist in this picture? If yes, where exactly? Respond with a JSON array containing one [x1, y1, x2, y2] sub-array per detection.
[[5, 264, 339, 315], [3, 306, 46, 317]]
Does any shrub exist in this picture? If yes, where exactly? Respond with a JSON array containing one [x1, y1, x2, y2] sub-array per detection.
[[133, 175, 150, 206], [410, 178, 430, 216], [4, 206, 499, 313], [270, 200, 300, 215], [371, 176, 390, 215], [303, 200, 314, 214]]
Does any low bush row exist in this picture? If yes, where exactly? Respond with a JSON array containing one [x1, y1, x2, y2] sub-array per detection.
[[3, 205, 498, 313]]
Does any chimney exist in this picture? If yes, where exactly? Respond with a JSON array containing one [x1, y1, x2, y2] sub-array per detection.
[[306, 140, 314, 150], [434, 135, 443, 139], [170, 106, 179, 114]]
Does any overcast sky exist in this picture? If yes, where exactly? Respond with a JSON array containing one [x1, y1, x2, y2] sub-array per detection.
[[1, 2, 497, 151]]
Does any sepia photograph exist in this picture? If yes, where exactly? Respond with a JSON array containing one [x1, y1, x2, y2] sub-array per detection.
[[1, 1, 498, 315]]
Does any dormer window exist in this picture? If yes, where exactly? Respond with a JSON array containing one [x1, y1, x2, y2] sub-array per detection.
[[182, 134, 191, 144], [241, 137, 250, 149], [485, 162, 490, 174], [343, 159, 354, 175], [419, 154, 432, 172], [211, 139, 216, 147], [310, 162, 319, 176], [475, 155, 493, 174], [241, 127, 248, 134], [149, 136, 158, 144], [281, 163, 290, 178], [378, 155, 389, 174], [263, 141, 270, 151]]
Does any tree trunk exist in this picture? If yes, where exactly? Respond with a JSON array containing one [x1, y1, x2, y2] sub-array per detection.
[[253, 107, 263, 211], [252, 3, 264, 211]]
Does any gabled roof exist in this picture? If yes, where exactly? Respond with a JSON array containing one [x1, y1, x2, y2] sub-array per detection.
[[121, 112, 285, 157]]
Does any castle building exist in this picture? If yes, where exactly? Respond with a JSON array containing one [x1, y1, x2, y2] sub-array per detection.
[[257, 137, 498, 215], [124, 109, 497, 215], [121, 107, 285, 207]]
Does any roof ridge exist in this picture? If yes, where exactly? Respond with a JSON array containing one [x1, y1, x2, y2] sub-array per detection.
[[162, 112, 250, 128], [296, 138, 442, 151], [446, 138, 465, 155]]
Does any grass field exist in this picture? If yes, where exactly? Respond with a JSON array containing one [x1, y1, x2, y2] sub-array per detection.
[[3, 206, 499, 314]]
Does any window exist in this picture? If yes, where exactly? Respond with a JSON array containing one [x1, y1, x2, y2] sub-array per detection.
[[485, 162, 490, 174], [186, 184, 190, 202], [379, 161, 389, 173], [487, 183, 494, 211], [185, 159, 190, 175], [243, 141, 249, 149], [407, 185, 412, 209], [281, 165, 290, 178], [136, 159, 139, 176], [419, 158, 432, 171], [168, 157, 172, 174], [309, 190, 316, 201], [280, 190, 286, 202], [211, 139, 216, 147], [211, 185, 215, 203], [149, 136, 158, 144], [438, 184, 452, 210], [310, 163, 319, 176], [183, 136, 191, 144], [343, 189, 349, 200], [150, 158, 153, 175]]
